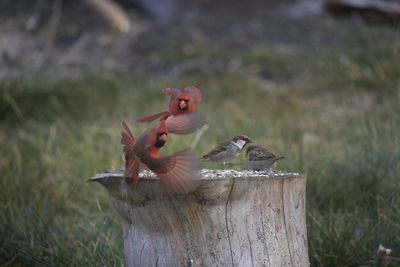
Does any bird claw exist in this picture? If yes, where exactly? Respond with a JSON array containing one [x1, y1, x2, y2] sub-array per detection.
[[224, 162, 242, 168]]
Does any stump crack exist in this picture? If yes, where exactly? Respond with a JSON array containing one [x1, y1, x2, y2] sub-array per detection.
[[225, 179, 235, 266], [245, 215, 255, 267], [260, 197, 271, 266], [140, 240, 147, 265], [282, 180, 294, 265]]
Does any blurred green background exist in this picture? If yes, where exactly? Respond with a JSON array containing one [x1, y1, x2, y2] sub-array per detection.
[[1, 0, 400, 266]]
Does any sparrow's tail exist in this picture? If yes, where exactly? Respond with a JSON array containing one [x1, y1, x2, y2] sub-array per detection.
[[273, 156, 285, 163], [148, 149, 201, 194], [166, 113, 206, 135], [136, 111, 171, 122], [200, 155, 210, 162], [121, 120, 140, 190]]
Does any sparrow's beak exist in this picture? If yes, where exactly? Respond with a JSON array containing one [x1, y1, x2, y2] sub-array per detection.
[[179, 100, 187, 109]]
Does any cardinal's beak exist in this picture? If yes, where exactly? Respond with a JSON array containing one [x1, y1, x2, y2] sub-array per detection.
[[159, 133, 167, 142], [179, 100, 187, 109]]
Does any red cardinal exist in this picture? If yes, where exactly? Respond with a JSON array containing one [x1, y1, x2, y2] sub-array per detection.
[[121, 119, 200, 194], [136, 86, 203, 122]]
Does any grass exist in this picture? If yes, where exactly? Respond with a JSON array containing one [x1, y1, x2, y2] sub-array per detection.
[[1, 21, 400, 266]]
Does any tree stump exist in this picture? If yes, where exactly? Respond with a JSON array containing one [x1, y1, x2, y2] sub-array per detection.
[[89, 169, 309, 267]]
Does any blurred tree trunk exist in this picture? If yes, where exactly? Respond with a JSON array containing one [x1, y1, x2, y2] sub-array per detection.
[[85, 0, 131, 34], [37, 0, 63, 68]]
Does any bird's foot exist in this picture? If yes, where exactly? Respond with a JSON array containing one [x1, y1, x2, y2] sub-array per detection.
[[224, 162, 242, 168]]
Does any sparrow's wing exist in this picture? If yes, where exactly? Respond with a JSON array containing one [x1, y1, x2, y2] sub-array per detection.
[[121, 120, 140, 190], [166, 114, 205, 134], [182, 86, 202, 103], [164, 87, 181, 99], [201, 141, 230, 159], [148, 149, 200, 194], [252, 147, 277, 161], [136, 111, 171, 122]]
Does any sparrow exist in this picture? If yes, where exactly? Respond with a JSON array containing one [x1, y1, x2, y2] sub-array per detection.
[[136, 86, 203, 122], [120, 119, 200, 194], [200, 135, 252, 166], [246, 145, 285, 171]]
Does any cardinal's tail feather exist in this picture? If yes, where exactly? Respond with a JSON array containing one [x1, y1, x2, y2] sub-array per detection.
[[166, 113, 205, 135], [136, 111, 171, 122], [125, 159, 140, 190], [121, 120, 140, 190], [121, 120, 135, 152], [150, 149, 200, 194]]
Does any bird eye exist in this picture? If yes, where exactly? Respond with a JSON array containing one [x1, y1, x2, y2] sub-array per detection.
[[178, 99, 189, 110], [155, 132, 167, 148]]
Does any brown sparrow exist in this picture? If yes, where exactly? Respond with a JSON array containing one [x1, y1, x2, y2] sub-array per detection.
[[246, 145, 285, 171], [200, 135, 252, 166]]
